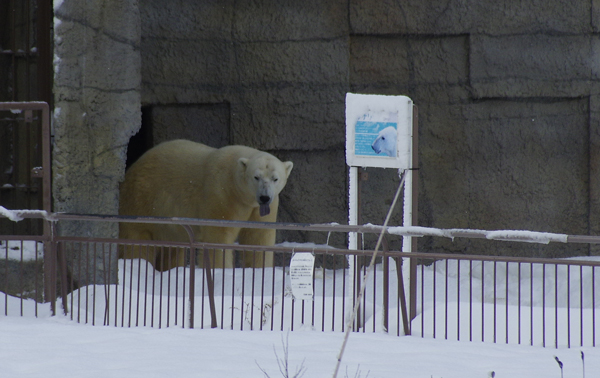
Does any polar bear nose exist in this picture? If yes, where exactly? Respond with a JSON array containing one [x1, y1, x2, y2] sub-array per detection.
[[259, 195, 271, 205]]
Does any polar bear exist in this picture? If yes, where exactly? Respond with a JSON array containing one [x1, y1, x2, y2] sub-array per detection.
[[118, 139, 293, 271], [371, 126, 397, 157]]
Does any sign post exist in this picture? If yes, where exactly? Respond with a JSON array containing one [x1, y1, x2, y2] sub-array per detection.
[[346, 93, 415, 247], [345, 93, 417, 327]]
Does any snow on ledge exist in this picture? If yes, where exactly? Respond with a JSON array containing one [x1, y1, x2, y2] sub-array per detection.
[[485, 230, 568, 244], [383, 225, 568, 245], [0, 208, 570, 245], [0, 206, 23, 222], [0, 206, 51, 222]]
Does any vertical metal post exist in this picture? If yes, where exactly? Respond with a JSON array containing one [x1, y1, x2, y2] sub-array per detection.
[[57, 241, 69, 315], [182, 226, 196, 328], [355, 168, 367, 330], [394, 256, 411, 335], [47, 222, 57, 315], [37, 103, 53, 307], [382, 237, 389, 333], [409, 105, 419, 326], [182, 225, 217, 329]]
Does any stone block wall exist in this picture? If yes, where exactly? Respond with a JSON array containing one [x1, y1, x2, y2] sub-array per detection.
[[53, 0, 600, 261], [347, 1, 600, 257], [53, 0, 141, 284], [139, 0, 351, 248]]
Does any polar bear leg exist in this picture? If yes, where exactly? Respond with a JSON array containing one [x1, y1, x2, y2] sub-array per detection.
[[238, 203, 277, 267], [198, 226, 236, 268], [119, 227, 161, 268]]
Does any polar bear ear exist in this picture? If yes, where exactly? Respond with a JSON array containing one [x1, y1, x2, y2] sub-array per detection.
[[283, 161, 293, 178], [238, 157, 249, 171]]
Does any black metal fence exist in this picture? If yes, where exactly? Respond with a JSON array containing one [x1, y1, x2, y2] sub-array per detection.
[[3, 211, 600, 349]]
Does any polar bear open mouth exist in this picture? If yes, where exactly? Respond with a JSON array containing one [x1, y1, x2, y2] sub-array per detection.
[[259, 204, 270, 217]]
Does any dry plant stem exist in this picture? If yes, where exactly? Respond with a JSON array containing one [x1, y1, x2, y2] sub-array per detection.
[[332, 169, 407, 378], [257, 332, 306, 378]]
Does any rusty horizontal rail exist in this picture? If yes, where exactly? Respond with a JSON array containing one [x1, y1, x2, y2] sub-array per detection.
[[4, 210, 600, 348], [23, 233, 600, 270], [5, 209, 600, 246]]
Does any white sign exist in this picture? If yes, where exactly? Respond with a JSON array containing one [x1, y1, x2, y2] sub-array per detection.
[[289, 253, 315, 300], [345, 93, 413, 169]]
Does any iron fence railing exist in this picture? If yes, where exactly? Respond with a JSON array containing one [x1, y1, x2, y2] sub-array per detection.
[[3, 210, 600, 348]]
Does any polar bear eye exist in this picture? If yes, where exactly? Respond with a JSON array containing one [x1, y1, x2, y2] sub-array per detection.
[[273, 177, 278, 182], [254, 176, 260, 181]]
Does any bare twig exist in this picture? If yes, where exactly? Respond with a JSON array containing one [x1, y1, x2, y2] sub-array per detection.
[[345, 364, 370, 378], [256, 332, 306, 378]]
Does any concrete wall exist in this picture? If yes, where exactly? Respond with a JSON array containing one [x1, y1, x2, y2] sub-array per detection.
[[54, 0, 600, 260], [53, 0, 141, 284]]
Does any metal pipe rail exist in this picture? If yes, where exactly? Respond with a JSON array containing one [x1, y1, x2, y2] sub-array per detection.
[[6, 209, 600, 246], [5, 210, 600, 244], [4, 210, 600, 348]]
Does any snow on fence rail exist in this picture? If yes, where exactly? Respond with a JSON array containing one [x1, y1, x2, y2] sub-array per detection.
[[3, 210, 600, 348]]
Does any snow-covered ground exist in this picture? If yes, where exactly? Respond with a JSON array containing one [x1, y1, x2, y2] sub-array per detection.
[[1, 301, 598, 378], [0, 240, 43, 261], [3, 253, 600, 377]]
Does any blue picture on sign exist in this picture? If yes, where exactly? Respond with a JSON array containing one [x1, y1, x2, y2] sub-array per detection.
[[355, 118, 398, 158]]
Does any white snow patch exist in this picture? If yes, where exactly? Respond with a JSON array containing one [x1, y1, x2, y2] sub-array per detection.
[[53, 52, 61, 74], [53, 0, 64, 11], [486, 230, 568, 244], [385, 225, 568, 245], [1, 254, 600, 377], [0, 206, 51, 222], [387, 225, 450, 238], [0, 240, 43, 261], [0, 206, 23, 222]]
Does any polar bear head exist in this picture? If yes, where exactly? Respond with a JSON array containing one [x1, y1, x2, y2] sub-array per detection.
[[239, 154, 294, 216], [371, 126, 397, 157]]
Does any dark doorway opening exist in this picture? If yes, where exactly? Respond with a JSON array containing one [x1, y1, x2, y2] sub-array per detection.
[[125, 103, 232, 170]]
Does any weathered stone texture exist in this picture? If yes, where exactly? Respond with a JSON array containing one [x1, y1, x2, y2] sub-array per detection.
[[350, 0, 590, 35], [140, 1, 349, 153], [53, 0, 142, 283], [233, 0, 348, 41], [350, 36, 469, 100], [149, 104, 231, 148], [53, 1, 141, 219], [275, 149, 349, 248], [471, 35, 599, 98], [350, 37, 410, 88], [237, 40, 347, 85], [594, 0, 600, 32], [420, 99, 590, 257], [53, 0, 600, 261], [142, 0, 234, 40], [590, 95, 600, 255], [230, 85, 347, 151]]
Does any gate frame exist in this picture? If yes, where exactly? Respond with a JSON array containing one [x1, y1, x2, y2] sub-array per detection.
[[0, 102, 53, 306]]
